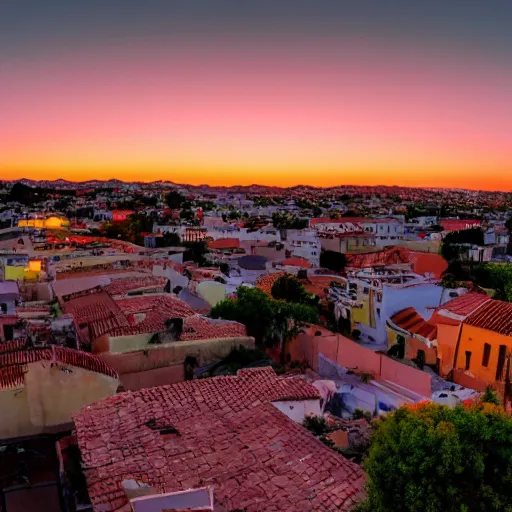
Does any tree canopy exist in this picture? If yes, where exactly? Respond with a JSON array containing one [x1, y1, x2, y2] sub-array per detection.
[[441, 228, 484, 261], [271, 212, 309, 230], [271, 274, 318, 306], [210, 286, 319, 351], [359, 402, 512, 512], [471, 262, 512, 301], [165, 190, 187, 209], [320, 250, 347, 272]]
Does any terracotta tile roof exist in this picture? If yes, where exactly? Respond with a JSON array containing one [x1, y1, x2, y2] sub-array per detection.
[[0, 346, 118, 389], [57, 269, 151, 280], [62, 290, 130, 341], [104, 276, 168, 296], [346, 246, 447, 279], [303, 276, 347, 299], [255, 272, 287, 296], [108, 295, 246, 340], [439, 292, 491, 317], [390, 307, 437, 340], [282, 257, 313, 268], [208, 238, 240, 250], [74, 367, 364, 511], [464, 299, 512, 335]]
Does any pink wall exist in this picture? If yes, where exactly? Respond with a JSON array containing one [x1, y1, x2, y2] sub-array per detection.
[[121, 364, 184, 391], [290, 328, 431, 397], [380, 357, 431, 396]]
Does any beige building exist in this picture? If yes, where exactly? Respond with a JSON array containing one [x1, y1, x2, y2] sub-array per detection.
[[0, 342, 119, 440]]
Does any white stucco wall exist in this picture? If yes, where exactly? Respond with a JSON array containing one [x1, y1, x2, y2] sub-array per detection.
[[271, 399, 321, 423]]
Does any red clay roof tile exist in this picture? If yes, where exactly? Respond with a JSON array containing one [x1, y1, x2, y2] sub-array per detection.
[[464, 299, 512, 335], [0, 346, 118, 389], [74, 368, 363, 511], [439, 292, 491, 317]]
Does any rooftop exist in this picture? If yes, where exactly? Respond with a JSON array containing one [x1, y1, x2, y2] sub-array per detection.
[[389, 307, 437, 340], [464, 299, 512, 335], [0, 344, 119, 390], [208, 238, 240, 250], [438, 292, 490, 318], [104, 276, 168, 296], [74, 367, 364, 512]]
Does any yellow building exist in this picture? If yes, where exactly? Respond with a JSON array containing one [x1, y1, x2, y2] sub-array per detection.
[[0, 344, 119, 440], [455, 300, 512, 389], [18, 216, 70, 229]]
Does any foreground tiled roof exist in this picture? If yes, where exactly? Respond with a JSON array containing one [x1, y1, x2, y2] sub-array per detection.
[[438, 292, 490, 318], [464, 299, 512, 335], [389, 307, 437, 340], [74, 368, 364, 512], [0, 345, 119, 389]]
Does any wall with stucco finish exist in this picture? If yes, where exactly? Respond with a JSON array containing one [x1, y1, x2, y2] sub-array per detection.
[[0, 361, 119, 440], [272, 399, 321, 423]]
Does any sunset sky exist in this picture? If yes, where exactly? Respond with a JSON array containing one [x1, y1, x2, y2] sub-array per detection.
[[2, 1, 512, 189]]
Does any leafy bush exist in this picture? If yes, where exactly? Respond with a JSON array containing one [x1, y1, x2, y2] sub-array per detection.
[[302, 415, 330, 436], [360, 402, 512, 512]]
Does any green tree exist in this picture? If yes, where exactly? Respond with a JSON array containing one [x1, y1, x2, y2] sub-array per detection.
[[210, 286, 318, 362], [271, 274, 318, 306], [166, 190, 186, 209], [359, 402, 512, 512], [320, 250, 347, 272]]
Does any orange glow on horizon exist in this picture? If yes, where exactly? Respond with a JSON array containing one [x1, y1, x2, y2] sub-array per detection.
[[2, 41, 512, 191]]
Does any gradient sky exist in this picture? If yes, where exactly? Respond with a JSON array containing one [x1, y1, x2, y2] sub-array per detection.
[[2, 1, 512, 189]]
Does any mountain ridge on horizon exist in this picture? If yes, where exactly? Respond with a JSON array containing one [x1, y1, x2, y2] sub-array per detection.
[[2, 178, 510, 195]]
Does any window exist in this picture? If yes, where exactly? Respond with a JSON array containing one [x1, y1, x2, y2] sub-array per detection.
[[465, 351, 472, 371], [496, 345, 507, 381], [482, 343, 491, 367]]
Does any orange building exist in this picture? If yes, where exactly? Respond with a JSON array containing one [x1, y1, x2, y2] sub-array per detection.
[[454, 300, 512, 394]]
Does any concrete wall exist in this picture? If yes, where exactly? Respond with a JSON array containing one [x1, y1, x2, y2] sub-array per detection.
[[97, 336, 255, 378], [121, 363, 185, 390], [0, 361, 119, 440], [437, 323, 461, 377], [289, 330, 431, 397], [272, 399, 321, 423], [380, 357, 431, 396]]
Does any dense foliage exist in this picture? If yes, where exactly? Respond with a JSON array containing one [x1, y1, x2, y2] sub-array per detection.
[[271, 212, 309, 230], [441, 228, 485, 261], [271, 275, 318, 306], [359, 402, 512, 512], [210, 286, 319, 360], [101, 213, 153, 246], [320, 250, 347, 272], [471, 262, 512, 302]]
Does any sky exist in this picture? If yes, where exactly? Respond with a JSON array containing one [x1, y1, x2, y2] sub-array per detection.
[[2, 1, 512, 189]]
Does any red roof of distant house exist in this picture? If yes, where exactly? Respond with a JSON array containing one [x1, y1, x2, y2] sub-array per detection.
[[440, 219, 481, 232], [439, 292, 491, 318], [0, 345, 118, 389], [208, 238, 240, 250], [464, 299, 512, 335], [282, 257, 312, 268], [346, 246, 447, 279], [390, 307, 437, 340], [310, 217, 399, 226], [74, 367, 364, 511]]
